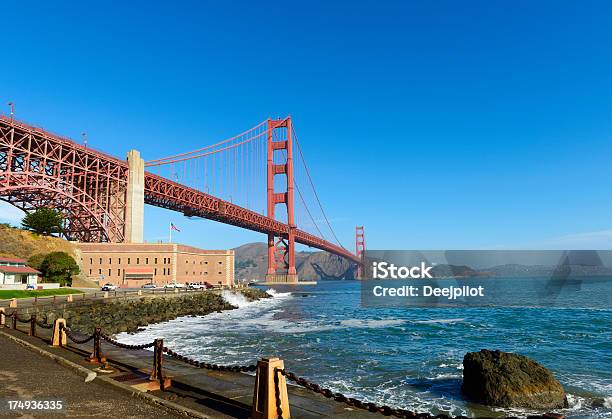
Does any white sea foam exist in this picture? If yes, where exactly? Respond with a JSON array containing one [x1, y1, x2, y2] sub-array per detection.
[[566, 393, 584, 411], [221, 290, 251, 307], [265, 288, 291, 298], [340, 319, 407, 328], [604, 396, 612, 408], [413, 318, 465, 324]]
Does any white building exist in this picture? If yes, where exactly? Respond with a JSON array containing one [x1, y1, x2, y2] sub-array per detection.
[[0, 257, 40, 289]]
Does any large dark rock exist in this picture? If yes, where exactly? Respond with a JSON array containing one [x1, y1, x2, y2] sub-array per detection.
[[462, 349, 568, 409]]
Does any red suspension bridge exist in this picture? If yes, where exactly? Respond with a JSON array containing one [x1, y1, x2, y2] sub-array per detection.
[[0, 114, 364, 281]]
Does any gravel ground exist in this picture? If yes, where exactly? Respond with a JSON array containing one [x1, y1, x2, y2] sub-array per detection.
[[0, 334, 181, 418]]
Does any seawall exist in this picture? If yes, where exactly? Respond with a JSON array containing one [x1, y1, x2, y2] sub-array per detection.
[[35, 288, 270, 335]]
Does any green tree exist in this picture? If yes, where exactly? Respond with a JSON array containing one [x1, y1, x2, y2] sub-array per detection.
[[21, 208, 63, 236], [27, 253, 47, 271], [40, 252, 79, 286]]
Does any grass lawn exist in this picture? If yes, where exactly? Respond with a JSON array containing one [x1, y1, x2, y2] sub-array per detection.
[[0, 288, 84, 299]]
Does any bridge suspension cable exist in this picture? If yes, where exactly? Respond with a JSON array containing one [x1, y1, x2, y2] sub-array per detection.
[[143, 118, 349, 251], [291, 125, 346, 250]]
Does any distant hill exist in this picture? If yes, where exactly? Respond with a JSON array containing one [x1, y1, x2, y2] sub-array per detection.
[[233, 242, 356, 281], [0, 224, 78, 261]]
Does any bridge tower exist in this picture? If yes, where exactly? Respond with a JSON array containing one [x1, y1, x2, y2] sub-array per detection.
[[356, 226, 366, 279], [266, 117, 298, 283]]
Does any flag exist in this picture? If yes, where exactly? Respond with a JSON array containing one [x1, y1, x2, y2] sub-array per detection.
[[170, 223, 180, 232]]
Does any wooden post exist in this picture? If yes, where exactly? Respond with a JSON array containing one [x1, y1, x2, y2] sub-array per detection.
[[104, 291, 109, 298], [0, 307, 4, 326], [138, 290, 142, 296], [66, 295, 73, 303], [252, 357, 290, 419], [52, 319, 67, 346], [9, 298, 16, 308]]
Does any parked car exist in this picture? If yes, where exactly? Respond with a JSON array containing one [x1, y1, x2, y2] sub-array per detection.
[[187, 283, 203, 290], [203, 282, 214, 289], [101, 283, 117, 291], [141, 283, 157, 289], [174, 283, 185, 289], [26, 284, 36, 290], [163, 283, 176, 289]]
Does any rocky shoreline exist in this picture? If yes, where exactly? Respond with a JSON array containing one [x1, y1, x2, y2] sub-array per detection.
[[38, 288, 270, 335]]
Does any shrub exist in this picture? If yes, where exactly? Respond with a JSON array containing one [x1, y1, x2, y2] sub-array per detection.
[[40, 252, 79, 286]]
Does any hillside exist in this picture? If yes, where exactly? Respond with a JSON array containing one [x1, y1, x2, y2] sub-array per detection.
[[0, 224, 78, 261], [233, 242, 356, 281]]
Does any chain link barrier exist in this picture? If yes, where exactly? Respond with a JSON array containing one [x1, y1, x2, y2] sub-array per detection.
[[60, 324, 95, 344], [273, 368, 285, 419], [12, 312, 33, 323], [277, 369, 466, 419], [100, 332, 156, 350], [162, 347, 257, 373], [35, 318, 54, 329]]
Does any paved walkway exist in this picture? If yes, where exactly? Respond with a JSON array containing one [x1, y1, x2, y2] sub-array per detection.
[[2, 323, 381, 418], [0, 333, 179, 418]]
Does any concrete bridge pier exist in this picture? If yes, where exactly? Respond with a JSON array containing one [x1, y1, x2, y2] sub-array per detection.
[[125, 150, 145, 243]]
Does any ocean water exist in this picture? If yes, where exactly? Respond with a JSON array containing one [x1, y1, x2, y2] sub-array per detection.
[[117, 279, 612, 418]]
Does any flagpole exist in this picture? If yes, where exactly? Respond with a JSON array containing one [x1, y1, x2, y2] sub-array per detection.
[[169, 223, 172, 243]]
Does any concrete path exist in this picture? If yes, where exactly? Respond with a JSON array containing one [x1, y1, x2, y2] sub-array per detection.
[[2, 322, 381, 418], [0, 333, 179, 418]]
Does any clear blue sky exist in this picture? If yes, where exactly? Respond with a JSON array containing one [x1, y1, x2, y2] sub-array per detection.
[[1, 1, 612, 250]]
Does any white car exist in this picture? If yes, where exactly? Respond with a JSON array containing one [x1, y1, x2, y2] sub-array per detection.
[[101, 283, 118, 291], [174, 283, 185, 289], [163, 283, 176, 289], [187, 283, 203, 290]]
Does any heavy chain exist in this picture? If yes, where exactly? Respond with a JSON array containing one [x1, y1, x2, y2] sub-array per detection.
[[35, 319, 54, 329], [162, 347, 257, 372], [278, 369, 454, 419], [61, 325, 95, 344], [12, 312, 33, 323], [100, 333, 156, 350], [273, 368, 284, 419]]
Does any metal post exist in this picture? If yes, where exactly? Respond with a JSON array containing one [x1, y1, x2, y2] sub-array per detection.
[[88, 327, 106, 364], [150, 338, 166, 391], [29, 314, 36, 336], [0, 307, 4, 327], [12, 313, 17, 330]]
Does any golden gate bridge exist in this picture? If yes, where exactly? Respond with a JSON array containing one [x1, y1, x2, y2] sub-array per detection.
[[0, 114, 364, 281]]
